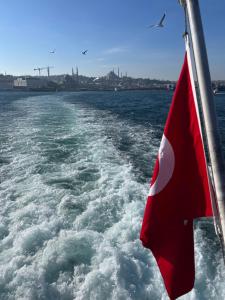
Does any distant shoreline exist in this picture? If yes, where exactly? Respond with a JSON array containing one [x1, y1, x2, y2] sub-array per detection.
[[0, 87, 174, 93]]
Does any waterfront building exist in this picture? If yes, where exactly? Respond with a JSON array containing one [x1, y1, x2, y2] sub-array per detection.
[[14, 77, 48, 90], [0, 75, 14, 90]]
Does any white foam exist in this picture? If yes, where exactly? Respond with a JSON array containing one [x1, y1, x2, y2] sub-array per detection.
[[0, 93, 224, 299]]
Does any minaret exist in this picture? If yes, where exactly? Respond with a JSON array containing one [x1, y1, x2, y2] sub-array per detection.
[[72, 67, 74, 77], [76, 66, 79, 82]]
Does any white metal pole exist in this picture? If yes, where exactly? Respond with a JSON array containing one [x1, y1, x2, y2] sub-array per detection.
[[180, 0, 225, 249]]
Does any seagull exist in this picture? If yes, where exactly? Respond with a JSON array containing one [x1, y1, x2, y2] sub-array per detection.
[[82, 49, 88, 55], [147, 13, 166, 28], [50, 49, 56, 54]]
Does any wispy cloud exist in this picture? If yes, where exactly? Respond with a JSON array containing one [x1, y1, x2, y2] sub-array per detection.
[[100, 64, 113, 68], [96, 57, 105, 62], [103, 46, 128, 55]]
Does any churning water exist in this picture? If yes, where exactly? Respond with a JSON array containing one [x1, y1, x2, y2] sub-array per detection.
[[0, 90, 225, 299]]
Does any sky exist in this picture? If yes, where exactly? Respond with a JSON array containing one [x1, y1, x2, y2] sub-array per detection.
[[0, 0, 224, 80]]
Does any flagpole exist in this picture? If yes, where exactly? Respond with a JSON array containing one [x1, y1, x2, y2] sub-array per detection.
[[179, 0, 225, 249]]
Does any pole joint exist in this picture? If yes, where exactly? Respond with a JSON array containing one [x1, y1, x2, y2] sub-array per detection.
[[178, 0, 186, 7]]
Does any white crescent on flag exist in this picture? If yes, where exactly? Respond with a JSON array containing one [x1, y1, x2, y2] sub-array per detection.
[[149, 134, 175, 196]]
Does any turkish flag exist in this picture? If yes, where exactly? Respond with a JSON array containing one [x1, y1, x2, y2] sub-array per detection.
[[140, 53, 213, 299]]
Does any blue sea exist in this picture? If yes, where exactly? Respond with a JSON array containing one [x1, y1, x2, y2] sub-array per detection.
[[0, 90, 225, 300]]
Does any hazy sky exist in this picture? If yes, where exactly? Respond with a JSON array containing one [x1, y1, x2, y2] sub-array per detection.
[[0, 0, 224, 80]]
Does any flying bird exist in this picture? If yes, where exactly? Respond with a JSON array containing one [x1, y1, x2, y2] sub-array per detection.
[[82, 49, 88, 55], [50, 49, 56, 54], [147, 13, 166, 28]]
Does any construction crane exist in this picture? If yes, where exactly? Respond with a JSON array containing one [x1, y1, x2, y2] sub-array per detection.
[[33, 66, 54, 77], [33, 67, 46, 76], [46, 66, 53, 77]]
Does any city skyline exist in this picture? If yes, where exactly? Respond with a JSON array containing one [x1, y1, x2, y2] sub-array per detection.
[[0, 0, 225, 80]]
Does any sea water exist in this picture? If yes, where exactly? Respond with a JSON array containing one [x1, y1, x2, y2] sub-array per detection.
[[0, 90, 225, 300]]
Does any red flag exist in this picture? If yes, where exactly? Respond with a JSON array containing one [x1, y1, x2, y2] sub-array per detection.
[[140, 53, 213, 299]]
